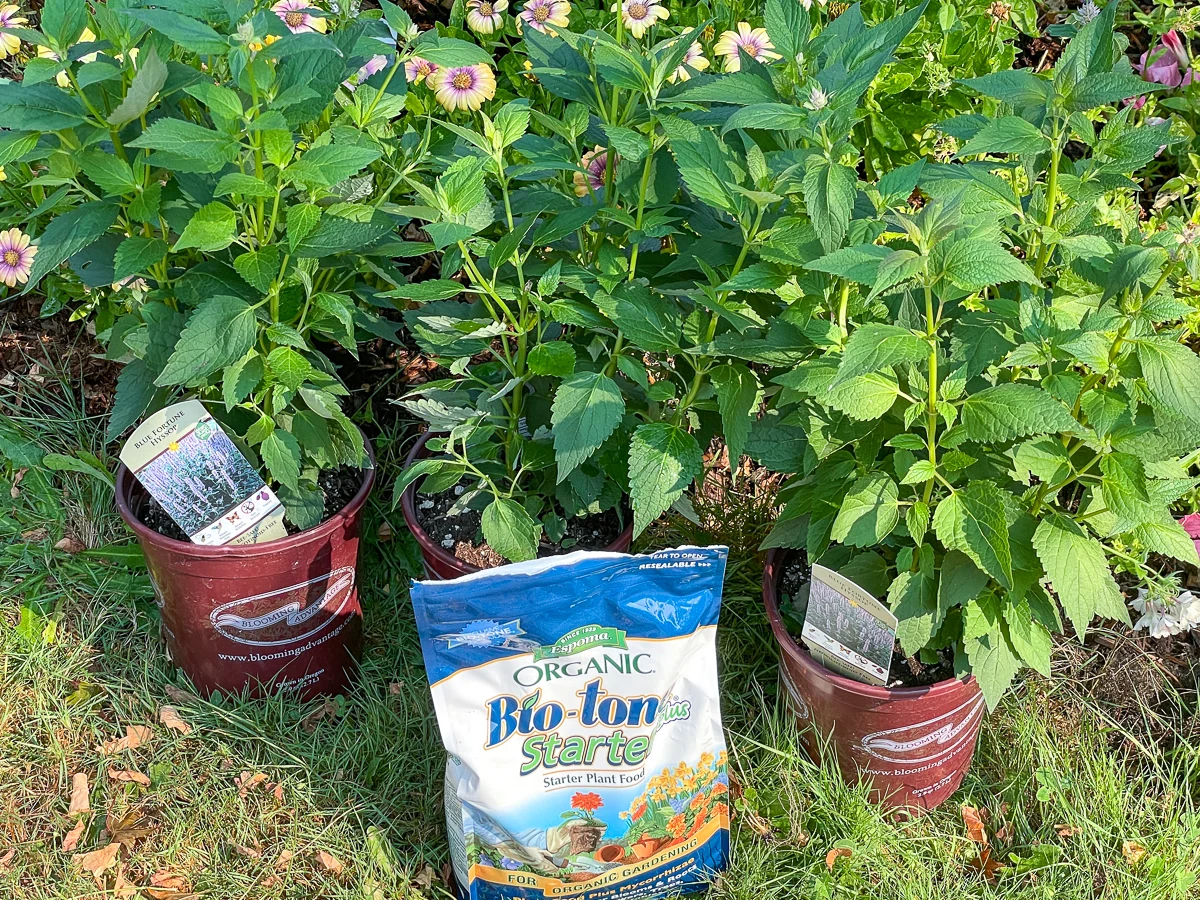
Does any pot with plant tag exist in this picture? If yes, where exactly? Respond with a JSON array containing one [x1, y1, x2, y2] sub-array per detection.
[[752, 4, 1200, 809], [8, 6, 413, 697]]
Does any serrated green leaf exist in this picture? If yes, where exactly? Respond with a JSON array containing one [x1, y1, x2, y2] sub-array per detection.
[[233, 247, 281, 294], [112, 237, 168, 282], [628, 423, 703, 537], [222, 351, 264, 410], [528, 343, 576, 377], [173, 202, 237, 253], [803, 156, 857, 253], [482, 497, 542, 563], [942, 238, 1039, 290], [831, 472, 900, 547], [711, 363, 760, 467], [1032, 512, 1129, 636], [551, 372, 624, 481], [261, 429, 301, 491], [108, 48, 168, 126], [933, 480, 1012, 588], [960, 384, 1078, 443], [156, 296, 257, 386], [833, 323, 928, 387]]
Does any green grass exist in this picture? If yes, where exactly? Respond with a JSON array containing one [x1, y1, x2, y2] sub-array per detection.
[[2, 365, 1199, 899]]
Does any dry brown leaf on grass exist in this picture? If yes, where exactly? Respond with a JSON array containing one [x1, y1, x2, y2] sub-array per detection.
[[961, 804, 988, 845], [106, 808, 159, 850], [68, 772, 90, 816], [1122, 840, 1147, 866], [1054, 824, 1081, 838], [414, 863, 437, 890], [55, 535, 87, 554], [316, 849, 345, 875], [108, 767, 152, 787], [164, 685, 198, 705], [274, 849, 295, 870], [301, 699, 341, 733], [389, 682, 404, 695], [0, 848, 16, 871], [236, 771, 268, 796], [10, 467, 26, 499], [62, 818, 87, 852], [21, 526, 47, 542], [73, 842, 121, 876], [235, 844, 262, 859], [114, 865, 140, 899], [159, 705, 193, 735], [825, 847, 853, 871], [97, 725, 152, 754], [145, 869, 189, 899]]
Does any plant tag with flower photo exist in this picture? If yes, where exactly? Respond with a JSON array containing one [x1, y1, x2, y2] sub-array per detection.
[[120, 401, 288, 546], [801, 565, 898, 686]]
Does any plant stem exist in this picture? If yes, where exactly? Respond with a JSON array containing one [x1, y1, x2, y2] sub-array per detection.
[[921, 282, 938, 506]]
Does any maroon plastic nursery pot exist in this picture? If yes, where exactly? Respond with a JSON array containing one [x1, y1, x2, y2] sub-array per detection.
[[115, 442, 375, 701], [763, 549, 986, 811], [399, 431, 634, 579]]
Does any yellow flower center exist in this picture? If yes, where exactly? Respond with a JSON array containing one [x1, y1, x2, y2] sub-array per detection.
[[284, 10, 305, 26], [534, 5, 549, 21], [452, 70, 473, 89], [480, 1, 493, 13], [3, 249, 18, 266], [629, 2, 647, 18]]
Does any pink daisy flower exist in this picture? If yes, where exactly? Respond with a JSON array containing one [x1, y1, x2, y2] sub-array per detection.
[[405, 56, 438, 84], [0, 228, 37, 288], [0, 5, 27, 59], [466, 0, 508, 34], [612, 0, 668, 39], [669, 41, 710, 83], [343, 53, 389, 90], [271, 0, 327, 35], [573, 146, 609, 197], [517, 0, 570, 34], [714, 22, 780, 72], [428, 63, 497, 112]]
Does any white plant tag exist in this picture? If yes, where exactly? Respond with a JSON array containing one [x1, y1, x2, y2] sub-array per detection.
[[801, 564, 898, 686], [120, 400, 287, 545]]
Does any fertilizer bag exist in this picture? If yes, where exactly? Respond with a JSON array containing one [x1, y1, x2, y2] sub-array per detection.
[[411, 546, 730, 900]]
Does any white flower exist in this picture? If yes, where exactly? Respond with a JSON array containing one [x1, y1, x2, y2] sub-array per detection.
[[804, 85, 828, 110], [1075, 0, 1100, 24], [1130, 587, 1199, 639]]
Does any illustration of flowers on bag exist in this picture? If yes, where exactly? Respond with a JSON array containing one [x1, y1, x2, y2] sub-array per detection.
[[618, 752, 730, 857], [558, 792, 607, 855]]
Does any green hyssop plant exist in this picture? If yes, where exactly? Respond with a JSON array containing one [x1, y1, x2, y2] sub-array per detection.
[[762, 2, 1200, 706], [394, 0, 930, 561], [0, 0, 431, 527]]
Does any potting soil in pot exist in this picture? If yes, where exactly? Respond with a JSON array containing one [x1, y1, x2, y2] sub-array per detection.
[[411, 547, 730, 900]]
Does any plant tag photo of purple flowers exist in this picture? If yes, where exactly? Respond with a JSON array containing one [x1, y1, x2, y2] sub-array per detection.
[[120, 400, 288, 546], [800, 565, 899, 687]]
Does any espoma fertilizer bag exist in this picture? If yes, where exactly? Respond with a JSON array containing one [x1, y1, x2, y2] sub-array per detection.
[[411, 547, 730, 900]]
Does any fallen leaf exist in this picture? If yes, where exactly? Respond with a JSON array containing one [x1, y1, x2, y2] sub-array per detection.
[[415, 863, 437, 889], [68, 772, 90, 816], [961, 804, 988, 845], [377, 522, 393, 542], [235, 844, 262, 859], [145, 870, 189, 899], [159, 705, 193, 735], [389, 682, 404, 695], [825, 847, 853, 871], [10, 467, 26, 498], [108, 767, 152, 787], [1054, 824, 1081, 838], [236, 771, 268, 797], [1, 848, 16, 870], [114, 864, 140, 899], [54, 535, 86, 554], [164, 685, 197, 705], [74, 842, 121, 876], [97, 725, 153, 754], [1122, 840, 1147, 866], [274, 849, 294, 870], [316, 850, 345, 875], [966, 845, 1006, 882], [62, 818, 87, 852], [21, 527, 48, 542], [106, 808, 158, 849], [261, 875, 280, 889], [301, 699, 340, 733], [271, 782, 284, 803]]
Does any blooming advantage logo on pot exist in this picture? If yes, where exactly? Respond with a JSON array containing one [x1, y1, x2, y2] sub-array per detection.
[[857, 694, 987, 766], [209, 566, 357, 647]]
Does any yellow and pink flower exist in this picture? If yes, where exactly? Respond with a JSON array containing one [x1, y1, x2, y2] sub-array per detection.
[[573, 146, 609, 197], [0, 5, 27, 59], [612, 0, 668, 39], [405, 56, 438, 84], [517, 0, 570, 34], [669, 40, 709, 82], [0, 228, 37, 288], [428, 63, 496, 112], [714, 22, 780, 72], [466, 0, 508, 34], [271, 0, 326, 34]]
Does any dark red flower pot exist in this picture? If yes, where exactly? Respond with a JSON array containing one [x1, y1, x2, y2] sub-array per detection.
[[399, 432, 633, 579], [763, 549, 986, 810], [115, 441, 375, 700]]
